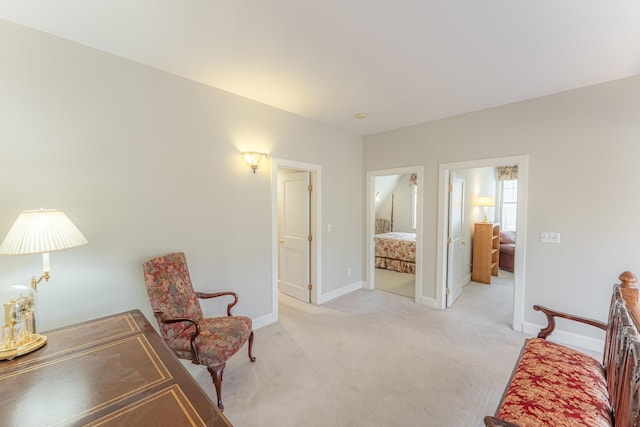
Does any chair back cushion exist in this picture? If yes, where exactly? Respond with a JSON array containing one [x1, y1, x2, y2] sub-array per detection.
[[142, 252, 203, 323]]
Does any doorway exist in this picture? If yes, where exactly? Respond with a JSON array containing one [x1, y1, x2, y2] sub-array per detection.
[[436, 155, 528, 331], [366, 166, 424, 302], [271, 158, 322, 323]]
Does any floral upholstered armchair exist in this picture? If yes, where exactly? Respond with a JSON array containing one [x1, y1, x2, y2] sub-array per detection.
[[142, 252, 255, 411]]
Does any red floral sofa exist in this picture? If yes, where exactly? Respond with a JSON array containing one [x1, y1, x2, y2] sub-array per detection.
[[485, 271, 640, 427]]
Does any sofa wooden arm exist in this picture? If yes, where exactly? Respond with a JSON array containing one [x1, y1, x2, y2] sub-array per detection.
[[196, 291, 239, 316], [153, 310, 202, 364], [484, 416, 521, 427], [533, 305, 607, 339]]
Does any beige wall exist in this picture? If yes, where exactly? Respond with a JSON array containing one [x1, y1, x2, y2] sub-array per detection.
[[4, 17, 639, 344], [364, 75, 640, 338], [0, 20, 363, 330]]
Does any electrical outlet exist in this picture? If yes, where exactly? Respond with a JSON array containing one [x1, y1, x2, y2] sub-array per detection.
[[540, 232, 561, 243]]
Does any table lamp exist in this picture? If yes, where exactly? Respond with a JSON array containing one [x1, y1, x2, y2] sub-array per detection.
[[0, 209, 87, 360], [477, 196, 495, 223]]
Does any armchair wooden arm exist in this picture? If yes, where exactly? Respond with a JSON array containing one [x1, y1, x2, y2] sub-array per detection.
[[533, 305, 607, 339], [196, 291, 239, 316], [153, 310, 202, 364]]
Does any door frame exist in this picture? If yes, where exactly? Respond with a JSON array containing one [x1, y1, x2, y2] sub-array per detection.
[[365, 166, 424, 302], [436, 155, 529, 331], [271, 158, 322, 323]]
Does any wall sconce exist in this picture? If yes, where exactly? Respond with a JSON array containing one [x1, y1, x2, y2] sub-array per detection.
[[477, 196, 495, 223], [375, 192, 381, 202], [0, 209, 87, 360], [242, 152, 267, 174]]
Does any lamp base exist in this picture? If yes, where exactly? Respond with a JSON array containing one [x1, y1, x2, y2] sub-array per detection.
[[0, 334, 47, 361]]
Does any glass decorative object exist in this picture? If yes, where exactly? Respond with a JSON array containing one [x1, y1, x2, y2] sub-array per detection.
[[0, 284, 47, 360]]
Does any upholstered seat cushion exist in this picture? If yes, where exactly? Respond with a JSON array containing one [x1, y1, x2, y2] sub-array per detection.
[[496, 338, 612, 427], [165, 316, 253, 367]]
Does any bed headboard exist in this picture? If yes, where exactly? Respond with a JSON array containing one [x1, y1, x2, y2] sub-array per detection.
[[375, 218, 391, 234]]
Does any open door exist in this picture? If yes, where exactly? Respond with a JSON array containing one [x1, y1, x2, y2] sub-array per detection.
[[278, 171, 311, 303], [446, 172, 464, 307], [437, 155, 529, 331]]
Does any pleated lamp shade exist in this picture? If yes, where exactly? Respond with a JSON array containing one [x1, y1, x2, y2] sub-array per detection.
[[0, 209, 88, 255]]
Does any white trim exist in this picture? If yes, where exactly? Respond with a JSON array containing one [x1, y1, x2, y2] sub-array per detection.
[[366, 166, 424, 305], [461, 274, 471, 287], [522, 322, 605, 354], [318, 281, 363, 304], [419, 296, 437, 308], [436, 155, 529, 332], [271, 158, 322, 322], [252, 313, 274, 330]]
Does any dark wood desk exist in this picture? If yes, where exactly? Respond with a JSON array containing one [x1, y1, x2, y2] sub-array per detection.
[[0, 310, 232, 427]]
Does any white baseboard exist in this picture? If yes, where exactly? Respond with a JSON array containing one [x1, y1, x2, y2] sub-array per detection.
[[461, 274, 471, 286], [522, 322, 605, 354], [318, 280, 363, 304], [418, 296, 437, 308], [253, 282, 363, 329], [252, 313, 275, 330]]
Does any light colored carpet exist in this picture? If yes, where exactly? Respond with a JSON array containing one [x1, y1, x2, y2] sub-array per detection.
[[182, 273, 526, 427], [375, 268, 415, 299]]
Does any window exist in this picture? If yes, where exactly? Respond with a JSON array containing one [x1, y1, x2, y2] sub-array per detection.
[[501, 180, 517, 232]]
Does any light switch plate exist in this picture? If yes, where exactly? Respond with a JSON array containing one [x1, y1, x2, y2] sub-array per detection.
[[541, 232, 561, 243]]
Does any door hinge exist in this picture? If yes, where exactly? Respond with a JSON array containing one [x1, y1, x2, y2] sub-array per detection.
[[448, 236, 452, 244], [308, 283, 313, 291], [308, 234, 313, 242], [446, 288, 451, 295], [448, 184, 453, 192], [308, 184, 313, 192]]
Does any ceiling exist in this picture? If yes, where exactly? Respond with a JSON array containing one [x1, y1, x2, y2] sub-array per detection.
[[2, 1, 640, 136]]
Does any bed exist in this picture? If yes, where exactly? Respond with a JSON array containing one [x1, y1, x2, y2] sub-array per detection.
[[374, 231, 416, 274]]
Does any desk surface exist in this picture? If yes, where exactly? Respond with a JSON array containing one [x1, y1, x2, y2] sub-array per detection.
[[0, 310, 233, 427]]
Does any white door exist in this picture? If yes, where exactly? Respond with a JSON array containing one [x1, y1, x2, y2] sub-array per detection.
[[278, 171, 311, 302], [446, 172, 465, 307]]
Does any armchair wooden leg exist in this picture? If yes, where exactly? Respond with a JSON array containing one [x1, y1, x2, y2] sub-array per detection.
[[248, 330, 256, 362], [207, 364, 225, 411]]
